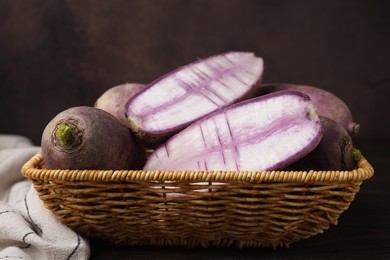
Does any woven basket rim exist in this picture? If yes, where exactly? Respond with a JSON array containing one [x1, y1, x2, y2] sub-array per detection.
[[21, 152, 374, 183]]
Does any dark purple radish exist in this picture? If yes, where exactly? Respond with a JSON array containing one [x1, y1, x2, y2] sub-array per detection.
[[41, 106, 146, 170], [95, 83, 145, 125], [286, 117, 361, 171], [144, 91, 323, 171], [125, 52, 264, 146], [255, 83, 360, 135]]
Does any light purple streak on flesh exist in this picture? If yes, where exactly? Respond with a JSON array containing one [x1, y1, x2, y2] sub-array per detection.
[[144, 91, 323, 171], [125, 52, 264, 135]]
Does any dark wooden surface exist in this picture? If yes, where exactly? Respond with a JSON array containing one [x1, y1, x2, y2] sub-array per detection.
[[89, 139, 390, 259], [1, 0, 389, 144]]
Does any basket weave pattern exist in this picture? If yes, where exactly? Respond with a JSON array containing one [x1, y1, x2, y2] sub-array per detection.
[[21, 152, 374, 248]]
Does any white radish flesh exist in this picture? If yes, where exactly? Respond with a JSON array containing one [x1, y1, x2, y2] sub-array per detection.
[[125, 52, 264, 144], [144, 91, 323, 171]]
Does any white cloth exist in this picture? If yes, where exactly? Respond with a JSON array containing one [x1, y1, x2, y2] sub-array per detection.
[[0, 135, 90, 259]]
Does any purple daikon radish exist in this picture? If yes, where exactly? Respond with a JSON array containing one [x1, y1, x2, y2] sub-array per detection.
[[41, 106, 146, 170], [286, 116, 361, 171], [255, 83, 360, 135], [95, 83, 145, 125], [125, 52, 264, 145], [144, 91, 323, 171]]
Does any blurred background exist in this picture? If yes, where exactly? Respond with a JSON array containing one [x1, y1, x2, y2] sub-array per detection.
[[0, 0, 389, 145]]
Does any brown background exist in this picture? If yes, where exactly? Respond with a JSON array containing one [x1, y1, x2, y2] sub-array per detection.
[[0, 0, 389, 145]]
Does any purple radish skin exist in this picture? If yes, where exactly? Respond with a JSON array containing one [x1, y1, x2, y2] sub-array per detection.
[[41, 106, 146, 170], [255, 83, 360, 135], [125, 51, 264, 146], [286, 116, 361, 171], [95, 83, 145, 125], [144, 91, 323, 171]]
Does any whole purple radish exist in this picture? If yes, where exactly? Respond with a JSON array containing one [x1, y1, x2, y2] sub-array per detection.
[[286, 116, 361, 171], [125, 52, 264, 145], [255, 83, 360, 135], [95, 83, 145, 125], [41, 106, 146, 170], [144, 91, 323, 171]]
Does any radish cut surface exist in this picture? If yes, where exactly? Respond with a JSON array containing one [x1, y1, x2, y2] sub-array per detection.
[[144, 91, 323, 171], [125, 52, 264, 143]]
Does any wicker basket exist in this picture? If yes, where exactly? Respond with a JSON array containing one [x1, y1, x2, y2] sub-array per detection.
[[21, 152, 374, 248]]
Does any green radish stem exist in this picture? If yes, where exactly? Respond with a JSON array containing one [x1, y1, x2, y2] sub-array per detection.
[[352, 148, 362, 161], [56, 123, 72, 145], [55, 122, 80, 148]]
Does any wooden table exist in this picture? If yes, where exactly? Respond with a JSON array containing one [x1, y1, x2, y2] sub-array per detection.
[[89, 139, 390, 259]]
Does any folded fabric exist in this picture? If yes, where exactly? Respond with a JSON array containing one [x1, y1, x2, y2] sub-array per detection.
[[0, 135, 90, 259]]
